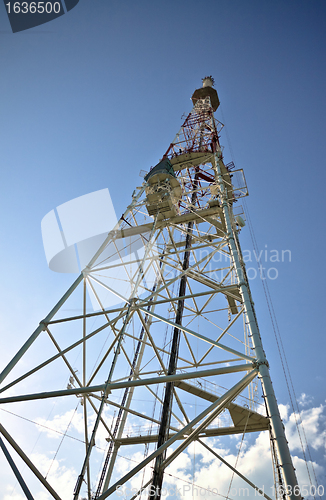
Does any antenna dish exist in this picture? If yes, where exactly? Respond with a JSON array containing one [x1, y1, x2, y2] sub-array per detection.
[[236, 215, 245, 227]]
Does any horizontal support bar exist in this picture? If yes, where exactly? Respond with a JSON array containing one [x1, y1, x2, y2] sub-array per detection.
[[115, 205, 223, 239], [48, 305, 127, 325], [0, 363, 253, 404], [116, 422, 269, 445], [139, 284, 241, 309]]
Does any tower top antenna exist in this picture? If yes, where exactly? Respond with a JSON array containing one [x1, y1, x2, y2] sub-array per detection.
[[202, 75, 215, 87]]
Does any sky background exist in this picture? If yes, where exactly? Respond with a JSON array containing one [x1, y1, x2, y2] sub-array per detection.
[[0, 0, 326, 498]]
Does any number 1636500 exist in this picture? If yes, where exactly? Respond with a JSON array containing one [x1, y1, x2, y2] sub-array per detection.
[[6, 2, 61, 14]]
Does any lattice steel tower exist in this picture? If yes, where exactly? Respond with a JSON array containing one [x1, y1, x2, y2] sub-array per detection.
[[0, 78, 300, 500]]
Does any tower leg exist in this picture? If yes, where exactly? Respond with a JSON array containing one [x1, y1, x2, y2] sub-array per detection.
[[214, 153, 300, 500]]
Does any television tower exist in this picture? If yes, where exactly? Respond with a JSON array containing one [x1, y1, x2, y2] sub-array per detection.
[[0, 78, 301, 500]]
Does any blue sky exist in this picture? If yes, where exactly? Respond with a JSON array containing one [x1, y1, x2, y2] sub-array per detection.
[[0, 0, 325, 498]]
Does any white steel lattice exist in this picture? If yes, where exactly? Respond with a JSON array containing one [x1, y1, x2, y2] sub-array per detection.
[[0, 85, 300, 500]]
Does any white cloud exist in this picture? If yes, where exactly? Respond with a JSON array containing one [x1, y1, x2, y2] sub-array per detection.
[[3, 486, 26, 500], [292, 455, 324, 491], [35, 407, 84, 439], [278, 403, 289, 420], [298, 393, 314, 408], [34, 402, 115, 452], [284, 404, 326, 452]]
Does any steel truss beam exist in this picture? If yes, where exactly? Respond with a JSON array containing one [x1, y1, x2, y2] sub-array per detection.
[[0, 364, 252, 404], [0, 423, 62, 500], [0, 435, 34, 500]]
